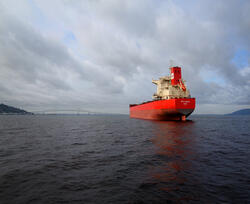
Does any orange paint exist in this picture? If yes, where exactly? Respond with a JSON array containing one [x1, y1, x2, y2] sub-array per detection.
[[130, 98, 195, 120]]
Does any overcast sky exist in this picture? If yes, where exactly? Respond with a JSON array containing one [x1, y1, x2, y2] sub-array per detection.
[[0, 0, 250, 114]]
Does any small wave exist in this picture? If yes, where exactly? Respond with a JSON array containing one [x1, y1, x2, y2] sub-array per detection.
[[71, 142, 87, 146]]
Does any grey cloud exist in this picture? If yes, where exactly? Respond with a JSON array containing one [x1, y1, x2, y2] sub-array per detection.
[[0, 0, 250, 113], [0, 11, 125, 100], [0, 14, 73, 90]]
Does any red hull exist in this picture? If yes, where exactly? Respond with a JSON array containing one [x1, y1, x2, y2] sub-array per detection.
[[129, 98, 195, 121]]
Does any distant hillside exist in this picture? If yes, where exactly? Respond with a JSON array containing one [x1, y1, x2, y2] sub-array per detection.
[[0, 104, 32, 114], [229, 109, 250, 115]]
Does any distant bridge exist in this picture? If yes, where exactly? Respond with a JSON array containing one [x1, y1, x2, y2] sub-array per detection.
[[32, 109, 101, 115]]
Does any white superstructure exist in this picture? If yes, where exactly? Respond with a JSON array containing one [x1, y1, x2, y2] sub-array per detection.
[[152, 67, 191, 100]]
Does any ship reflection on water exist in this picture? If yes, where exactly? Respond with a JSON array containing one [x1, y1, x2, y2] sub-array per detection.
[[149, 120, 198, 202]]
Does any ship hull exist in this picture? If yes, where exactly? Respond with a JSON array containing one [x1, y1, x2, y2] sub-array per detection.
[[129, 98, 195, 121]]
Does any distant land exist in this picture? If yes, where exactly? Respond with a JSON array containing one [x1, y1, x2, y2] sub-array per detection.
[[0, 104, 33, 114], [228, 109, 250, 115]]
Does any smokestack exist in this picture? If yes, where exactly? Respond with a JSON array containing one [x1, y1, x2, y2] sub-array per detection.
[[170, 66, 182, 86]]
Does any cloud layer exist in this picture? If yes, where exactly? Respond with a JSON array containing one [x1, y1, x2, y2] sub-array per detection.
[[0, 0, 250, 113]]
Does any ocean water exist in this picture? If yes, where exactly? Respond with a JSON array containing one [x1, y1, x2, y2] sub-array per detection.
[[0, 115, 249, 203]]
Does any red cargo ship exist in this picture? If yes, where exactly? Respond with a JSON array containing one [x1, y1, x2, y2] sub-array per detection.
[[129, 66, 195, 121]]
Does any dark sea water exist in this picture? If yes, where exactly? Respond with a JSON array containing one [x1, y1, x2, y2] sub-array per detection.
[[0, 115, 249, 204]]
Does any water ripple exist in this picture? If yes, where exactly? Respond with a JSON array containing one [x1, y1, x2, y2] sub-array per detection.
[[0, 115, 249, 203]]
